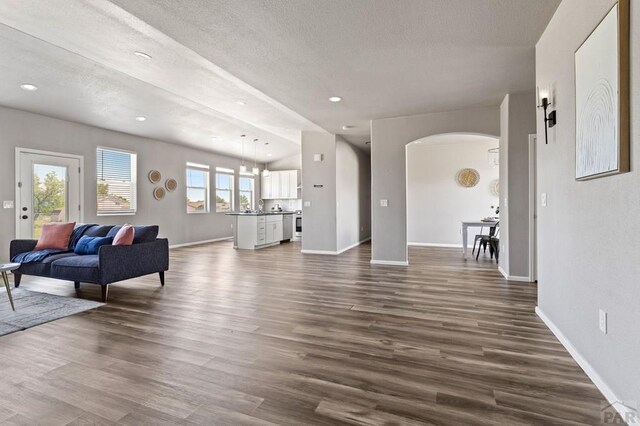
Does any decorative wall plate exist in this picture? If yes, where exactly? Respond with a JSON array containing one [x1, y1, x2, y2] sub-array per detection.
[[148, 170, 161, 184], [165, 178, 177, 192], [456, 168, 480, 188], [153, 187, 166, 200], [490, 179, 500, 196]]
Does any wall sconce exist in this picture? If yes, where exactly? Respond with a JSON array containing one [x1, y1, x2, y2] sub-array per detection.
[[537, 96, 557, 145]]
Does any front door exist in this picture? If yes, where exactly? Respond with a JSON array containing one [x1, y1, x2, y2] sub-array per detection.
[[16, 150, 82, 239]]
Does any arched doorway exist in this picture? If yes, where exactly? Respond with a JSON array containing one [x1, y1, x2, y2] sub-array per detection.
[[405, 133, 499, 262]]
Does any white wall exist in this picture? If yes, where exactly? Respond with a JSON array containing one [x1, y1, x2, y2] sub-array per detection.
[[370, 107, 501, 263], [0, 106, 255, 260], [536, 0, 640, 408], [407, 134, 499, 247], [336, 139, 371, 251]]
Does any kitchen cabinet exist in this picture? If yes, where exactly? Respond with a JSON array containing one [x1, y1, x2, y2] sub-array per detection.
[[228, 213, 293, 249], [266, 217, 283, 243], [261, 174, 272, 199], [261, 170, 298, 199], [283, 215, 293, 240]]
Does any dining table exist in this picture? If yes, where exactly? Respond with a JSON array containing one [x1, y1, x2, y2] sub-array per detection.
[[461, 220, 499, 259]]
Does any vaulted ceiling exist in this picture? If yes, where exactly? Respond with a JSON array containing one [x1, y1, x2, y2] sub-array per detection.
[[0, 0, 559, 160]]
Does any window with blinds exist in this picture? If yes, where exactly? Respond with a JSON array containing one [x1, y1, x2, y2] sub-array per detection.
[[215, 167, 234, 213], [96, 147, 137, 215], [186, 162, 210, 213]]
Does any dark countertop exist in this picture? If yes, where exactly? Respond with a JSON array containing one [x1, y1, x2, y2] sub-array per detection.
[[225, 211, 296, 216]]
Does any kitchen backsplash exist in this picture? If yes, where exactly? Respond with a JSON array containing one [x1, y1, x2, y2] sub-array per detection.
[[264, 199, 302, 212]]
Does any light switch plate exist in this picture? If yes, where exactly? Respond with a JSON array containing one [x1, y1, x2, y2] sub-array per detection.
[[380, 199, 388, 207], [303, 201, 311, 207], [599, 309, 607, 334], [3, 200, 14, 209], [313, 154, 323, 162], [541, 193, 547, 207]]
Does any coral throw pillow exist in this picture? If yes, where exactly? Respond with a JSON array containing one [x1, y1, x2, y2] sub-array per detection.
[[112, 224, 134, 246], [35, 222, 76, 250]]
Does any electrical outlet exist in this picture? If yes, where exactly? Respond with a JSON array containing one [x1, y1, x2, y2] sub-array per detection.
[[380, 199, 388, 207], [2, 200, 14, 209], [599, 309, 607, 334], [541, 192, 548, 207], [304, 201, 311, 207]]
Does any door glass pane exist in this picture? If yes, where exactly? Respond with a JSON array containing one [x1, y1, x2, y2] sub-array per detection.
[[32, 164, 68, 238]]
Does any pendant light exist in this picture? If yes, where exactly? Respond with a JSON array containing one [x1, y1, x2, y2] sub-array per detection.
[[252, 138, 260, 175], [239, 134, 247, 173], [262, 142, 270, 177]]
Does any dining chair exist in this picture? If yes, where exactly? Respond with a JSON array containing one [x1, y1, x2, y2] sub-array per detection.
[[472, 222, 498, 256], [476, 223, 500, 262]]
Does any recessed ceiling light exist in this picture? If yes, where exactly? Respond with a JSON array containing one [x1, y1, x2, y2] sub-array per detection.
[[329, 96, 342, 103], [236, 101, 246, 106], [342, 125, 355, 130], [133, 51, 152, 59], [135, 116, 147, 122], [20, 84, 38, 91]]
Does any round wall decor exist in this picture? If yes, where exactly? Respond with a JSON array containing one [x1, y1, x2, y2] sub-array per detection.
[[153, 186, 166, 200], [456, 168, 480, 188], [148, 170, 161, 184], [165, 178, 177, 192], [490, 179, 500, 197]]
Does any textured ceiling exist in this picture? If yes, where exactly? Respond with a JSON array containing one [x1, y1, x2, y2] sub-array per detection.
[[0, 0, 559, 158], [109, 0, 560, 146]]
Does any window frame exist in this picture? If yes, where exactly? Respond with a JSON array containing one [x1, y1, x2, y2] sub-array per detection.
[[239, 173, 255, 211], [215, 167, 235, 213], [186, 162, 210, 214], [96, 146, 137, 216]]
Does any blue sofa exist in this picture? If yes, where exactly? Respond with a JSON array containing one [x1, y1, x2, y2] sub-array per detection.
[[10, 224, 169, 302]]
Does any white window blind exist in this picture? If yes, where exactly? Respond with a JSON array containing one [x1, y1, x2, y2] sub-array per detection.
[[96, 147, 137, 215]]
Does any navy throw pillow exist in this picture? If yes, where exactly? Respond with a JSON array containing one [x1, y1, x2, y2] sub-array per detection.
[[74, 236, 114, 255]]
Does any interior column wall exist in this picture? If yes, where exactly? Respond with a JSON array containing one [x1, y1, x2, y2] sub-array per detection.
[[301, 131, 337, 253], [370, 107, 500, 264], [499, 91, 537, 279]]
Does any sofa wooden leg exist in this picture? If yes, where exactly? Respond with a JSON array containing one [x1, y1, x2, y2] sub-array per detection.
[[159, 271, 165, 286], [101, 285, 108, 303], [74, 281, 80, 289], [13, 272, 21, 288]]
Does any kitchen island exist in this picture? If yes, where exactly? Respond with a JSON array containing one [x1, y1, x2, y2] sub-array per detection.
[[226, 212, 295, 249]]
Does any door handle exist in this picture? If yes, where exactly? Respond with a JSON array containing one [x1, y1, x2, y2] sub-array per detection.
[[21, 215, 28, 220]]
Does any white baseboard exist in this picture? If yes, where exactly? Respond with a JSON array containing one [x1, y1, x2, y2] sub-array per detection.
[[408, 242, 466, 248], [498, 266, 532, 282], [370, 259, 409, 266], [302, 237, 371, 256], [301, 249, 338, 255], [535, 307, 637, 424], [169, 236, 232, 249], [337, 237, 371, 254]]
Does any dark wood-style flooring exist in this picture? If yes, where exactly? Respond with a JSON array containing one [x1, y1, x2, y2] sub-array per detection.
[[0, 241, 606, 425]]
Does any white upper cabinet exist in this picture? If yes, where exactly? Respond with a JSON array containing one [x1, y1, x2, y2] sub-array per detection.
[[261, 170, 298, 199], [261, 173, 272, 199]]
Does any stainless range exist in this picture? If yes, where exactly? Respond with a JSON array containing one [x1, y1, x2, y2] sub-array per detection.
[[293, 211, 302, 240]]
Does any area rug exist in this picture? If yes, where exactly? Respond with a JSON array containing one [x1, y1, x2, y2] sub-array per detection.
[[0, 288, 104, 336]]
